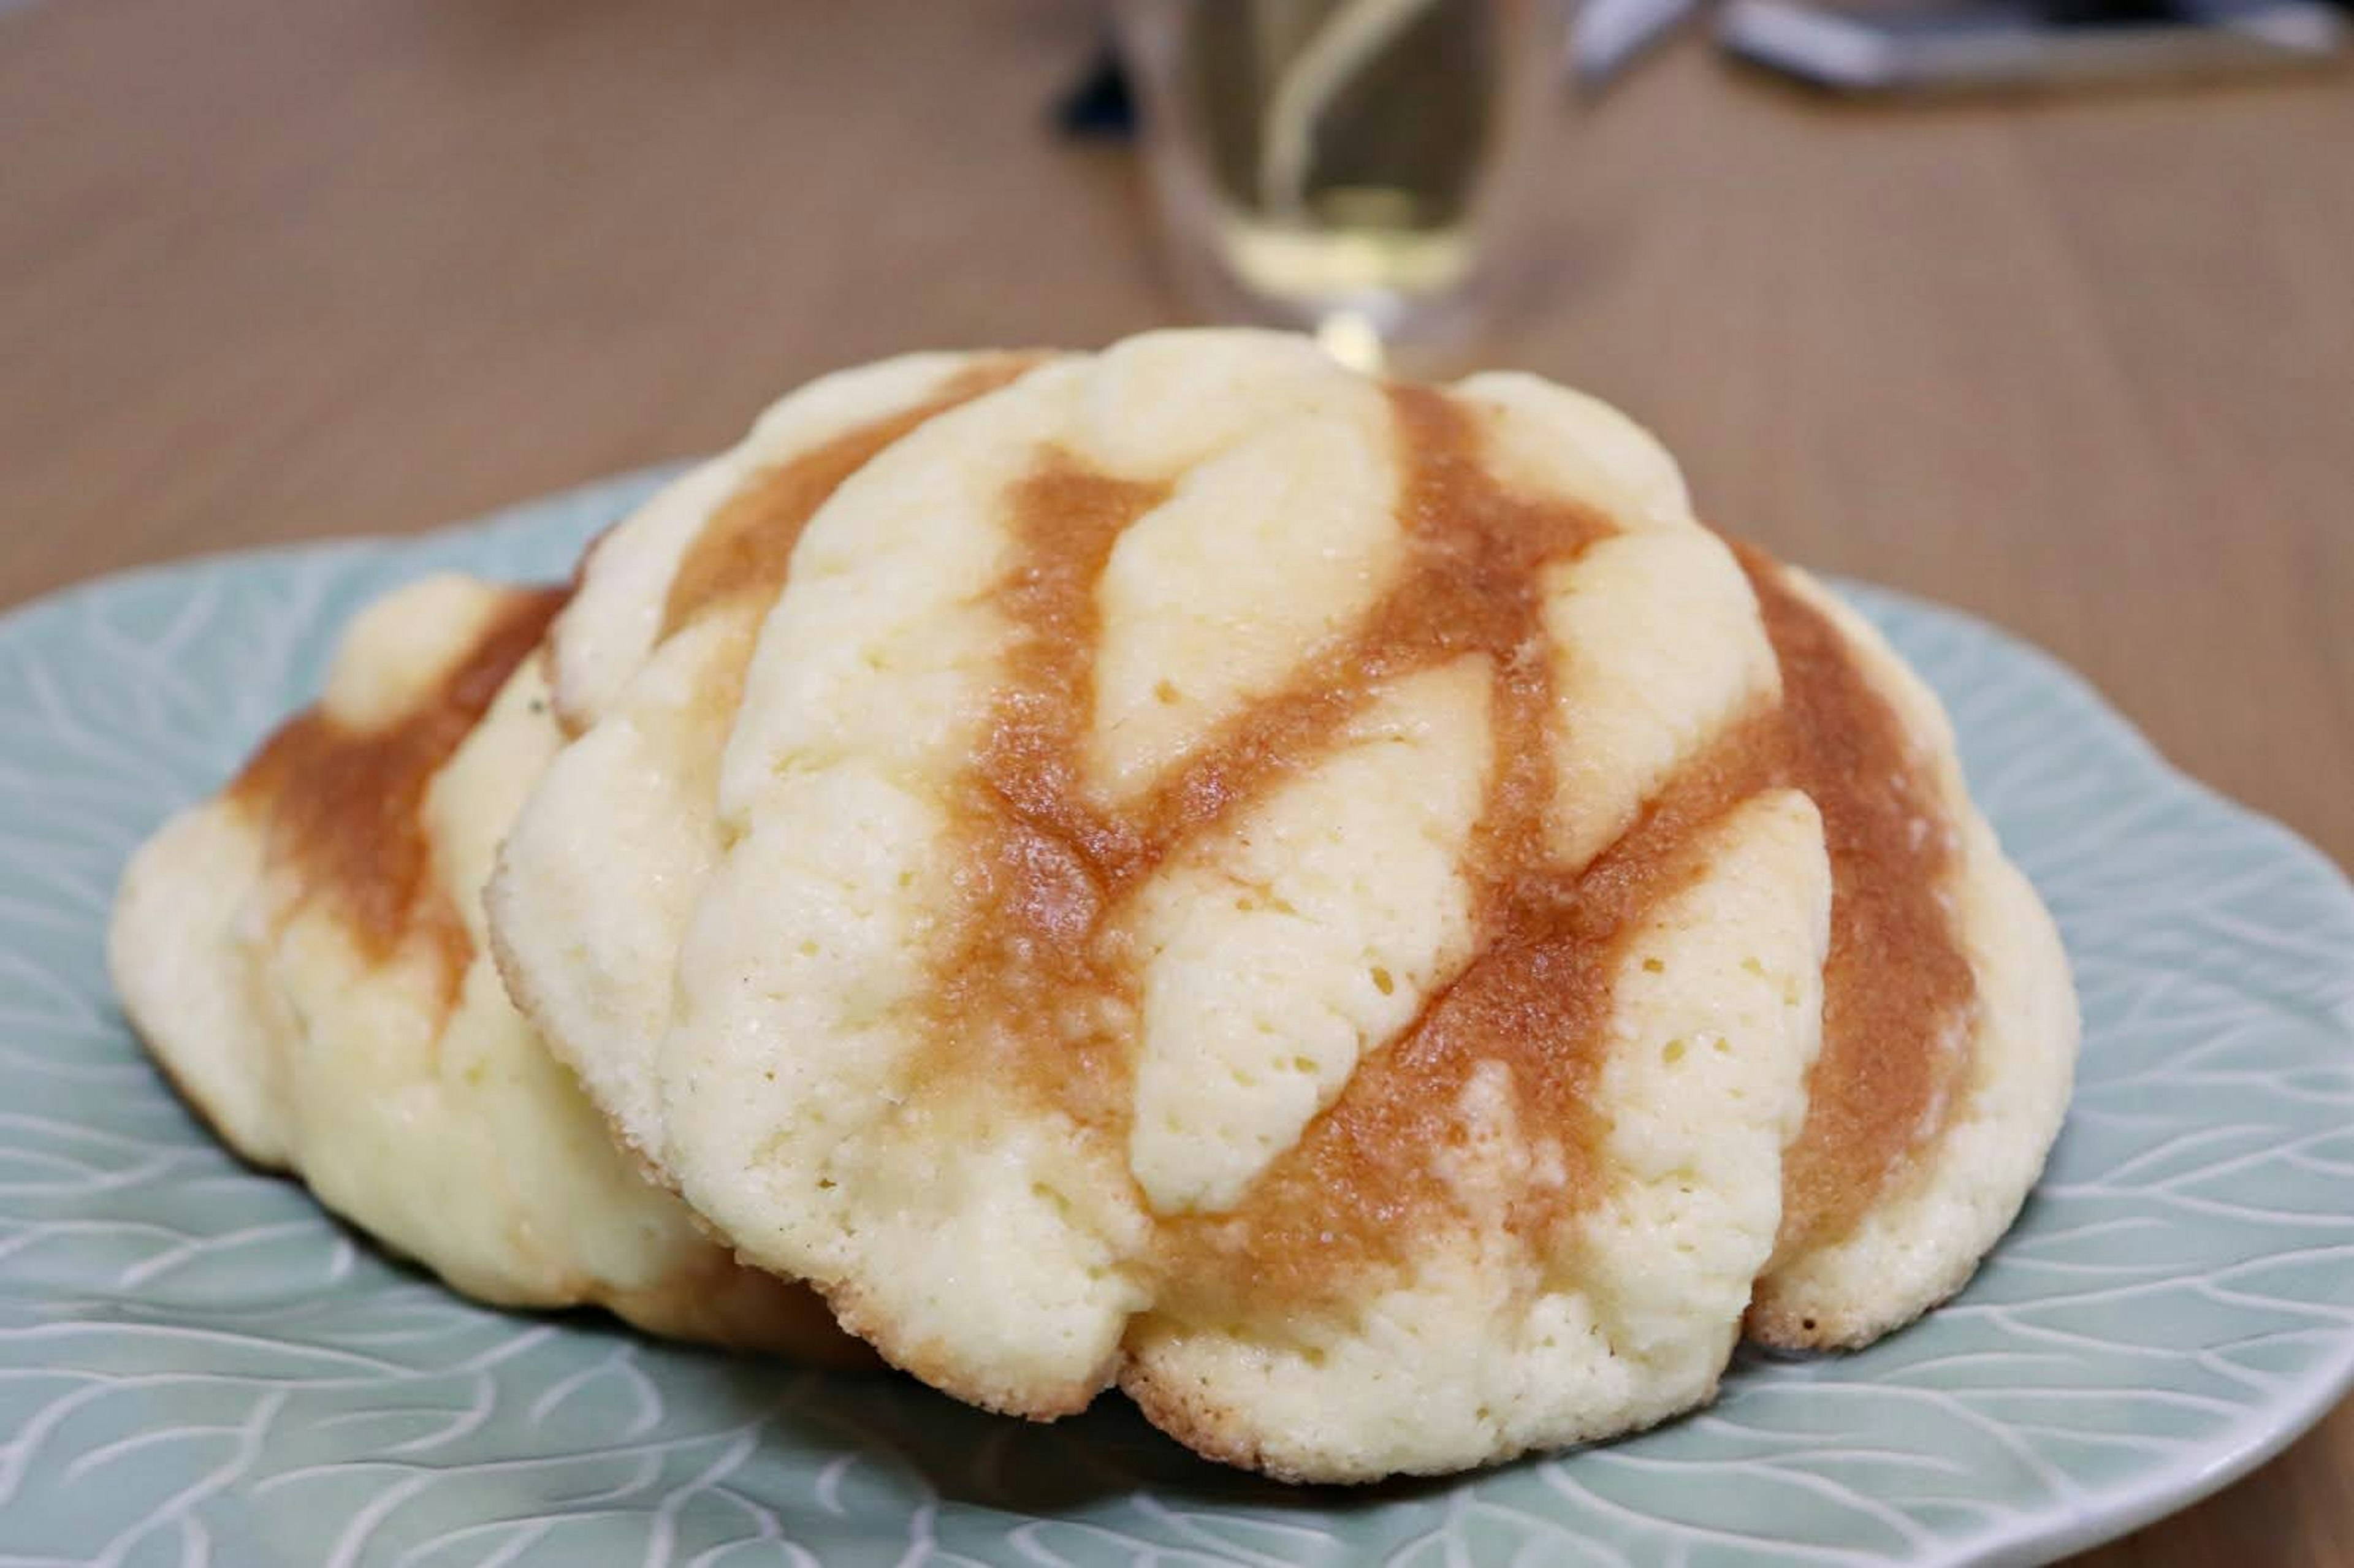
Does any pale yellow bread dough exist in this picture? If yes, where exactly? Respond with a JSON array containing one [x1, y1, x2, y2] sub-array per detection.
[[485, 329, 2076, 1477], [1746, 565, 2078, 1347], [112, 573, 859, 1357], [501, 333, 1848, 1476], [492, 351, 1039, 1165]]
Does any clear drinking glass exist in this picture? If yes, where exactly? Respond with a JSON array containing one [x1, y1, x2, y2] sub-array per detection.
[[1114, 0, 1557, 372]]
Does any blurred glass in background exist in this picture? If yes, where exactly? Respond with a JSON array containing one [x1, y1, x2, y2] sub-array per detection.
[[1113, 0, 1558, 371]]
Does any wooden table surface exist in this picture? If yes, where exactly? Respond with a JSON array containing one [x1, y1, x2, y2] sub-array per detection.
[[3, 1, 2348, 1560]]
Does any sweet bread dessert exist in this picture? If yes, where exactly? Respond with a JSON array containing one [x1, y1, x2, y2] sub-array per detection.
[[111, 573, 862, 1358], [484, 330, 2075, 1479]]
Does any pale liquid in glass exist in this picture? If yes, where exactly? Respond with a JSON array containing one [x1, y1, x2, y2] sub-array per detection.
[[1148, 0, 1522, 357]]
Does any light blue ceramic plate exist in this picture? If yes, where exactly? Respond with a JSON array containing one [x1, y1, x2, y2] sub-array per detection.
[[3, 473, 2350, 1568]]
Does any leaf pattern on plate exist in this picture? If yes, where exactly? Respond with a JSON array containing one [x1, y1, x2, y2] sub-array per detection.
[[1, 472, 2349, 1567]]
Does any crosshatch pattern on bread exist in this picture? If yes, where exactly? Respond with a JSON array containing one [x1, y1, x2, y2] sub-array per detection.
[[485, 331, 2075, 1481], [112, 329, 2075, 1483]]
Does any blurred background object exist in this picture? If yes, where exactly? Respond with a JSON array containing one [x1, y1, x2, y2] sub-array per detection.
[[1722, 0, 2345, 93], [1113, 0, 1556, 368]]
